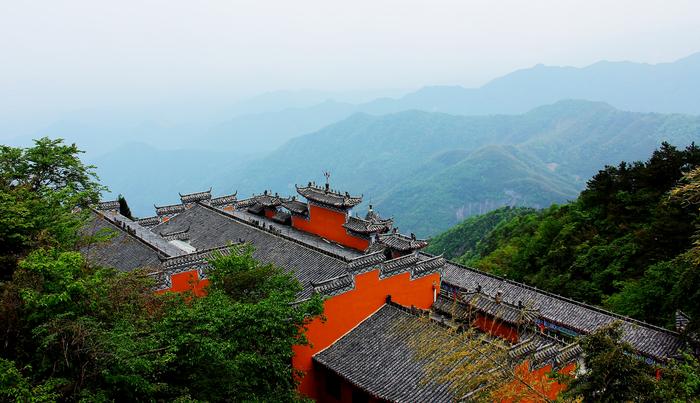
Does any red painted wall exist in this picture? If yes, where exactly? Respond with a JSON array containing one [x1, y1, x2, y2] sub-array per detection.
[[497, 360, 576, 402], [291, 204, 370, 251], [474, 314, 519, 343], [156, 270, 209, 297], [293, 269, 440, 400], [264, 208, 277, 219]]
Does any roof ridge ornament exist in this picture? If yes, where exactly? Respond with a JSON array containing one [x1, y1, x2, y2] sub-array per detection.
[[323, 170, 331, 192]]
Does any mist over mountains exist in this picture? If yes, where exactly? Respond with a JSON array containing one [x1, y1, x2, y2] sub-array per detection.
[[10, 52, 700, 235], [95, 100, 700, 235], [11, 51, 700, 156]]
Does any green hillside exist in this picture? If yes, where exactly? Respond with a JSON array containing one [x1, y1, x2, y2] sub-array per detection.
[[425, 206, 533, 259], [219, 100, 700, 235], [430, 143, 700, 330]]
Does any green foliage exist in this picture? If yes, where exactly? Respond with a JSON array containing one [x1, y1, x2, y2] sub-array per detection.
[[0, 138, 323, 401], [564, 323, 657, 402], [117, 194, 133, 219], [1, 246, 322, 401], [425, 206, 535, 259], [436, 143, 700, 329], [0, 358, 63, 403], [0, 138, 104, 280], [653, 353, 700, 402]]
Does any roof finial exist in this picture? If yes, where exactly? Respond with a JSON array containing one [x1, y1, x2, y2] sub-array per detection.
[[323, 170, 331, 192]]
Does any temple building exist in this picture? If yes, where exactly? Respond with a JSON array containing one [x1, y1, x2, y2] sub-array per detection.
[[85, 182, 685, 402]]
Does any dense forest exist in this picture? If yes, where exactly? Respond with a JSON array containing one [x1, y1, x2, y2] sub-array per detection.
[[428, 142, 700, 331]]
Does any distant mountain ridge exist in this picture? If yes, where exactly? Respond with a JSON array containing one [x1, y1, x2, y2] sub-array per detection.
[[198, 100, 699, 235], [18, 51, 700, 157], [358, 52, 700, 116]]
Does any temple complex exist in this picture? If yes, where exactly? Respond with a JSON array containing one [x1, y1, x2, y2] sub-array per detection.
[[84, 182, 685, 402]]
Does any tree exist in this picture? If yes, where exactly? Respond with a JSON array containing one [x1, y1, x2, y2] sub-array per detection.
[[0, 138, 104, 280], [117, 194, 132, 219], [153, 247, 324, 401], [1, 138, 323, 401], [0, 246, 323, 401], [653, 353, 700, 402], [563, 323, 656, 402]]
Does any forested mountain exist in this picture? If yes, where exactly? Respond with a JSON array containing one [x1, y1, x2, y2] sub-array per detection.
[[205, 100, 700, 235], [427, 143, 700, 331]]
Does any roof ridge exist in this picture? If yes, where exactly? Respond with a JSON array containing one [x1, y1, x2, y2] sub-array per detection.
[[196, 202, 352, 263], [429, 253, 680, 337], [91, 209, 172, 258]]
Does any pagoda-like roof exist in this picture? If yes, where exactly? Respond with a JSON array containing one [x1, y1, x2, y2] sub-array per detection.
[[344, 215, 393, 234], [209, 192, 237, 207], [155, 203, 187, 216], [96, 200, 120, 212], [344, 206, 393, 234], [271, 210, 292, 225], [296, 182, 362, 209], [282, 198, 308, 215], [179, 188, 212, 204], [238, 191, 286, 209], [377, 231, 428, 251], [135, 216, 160, 227]]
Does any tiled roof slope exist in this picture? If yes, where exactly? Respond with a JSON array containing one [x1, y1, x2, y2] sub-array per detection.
[[314, 304, 459, 402], [378, 232, 428, 251], [343, 215, 392, 234], [179, 188, 212, 204], [296, 183, 362, 208], [315, 304, 581, 403], [440, 260, 683, 361], [80, 212, 164, 272], [150, 203, 350, 298], [230, 208, 363, 260]]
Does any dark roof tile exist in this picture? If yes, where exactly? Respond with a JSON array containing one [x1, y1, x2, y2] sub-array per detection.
[[296, 183, 362, 208]]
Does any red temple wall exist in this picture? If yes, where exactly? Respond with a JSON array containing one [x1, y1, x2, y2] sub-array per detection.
[[156, 270, 209, 297], [291, 205, 370, 251], [264, 208, 276, 219], [293, 269, 440, 400], [474, 314, 519, 343], [497, 360, 576, 402]]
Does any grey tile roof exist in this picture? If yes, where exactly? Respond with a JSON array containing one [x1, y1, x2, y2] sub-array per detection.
[[432, 290, 539, 326], [439, 260, 683, 362], [246, 203, 265, 215], [347, 251, 387, 274], [314, 304, 461, 403], [271, 210, 291, 224], [230, 208, 363, 260], [378, 231, 428, 251], [282, 199, 308, 215], [343, 215, 393, 234], [179, 188, 212, 204], [155, 203, 186, 216], [135, 216, 160, 227], [208, 192, 237, 207], [296, 183, 362, 208], [80, 212, 165, 272], [315, 304, 580, 403], [149, 203, 352, 299], [96, 200, 120, 211]]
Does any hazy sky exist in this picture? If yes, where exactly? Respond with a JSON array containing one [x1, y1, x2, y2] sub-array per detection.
[[1, 0, 699, 137]]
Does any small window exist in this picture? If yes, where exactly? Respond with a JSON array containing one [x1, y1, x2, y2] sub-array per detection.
[[326, 371, 341, 400], [352, 388, 369, 403]]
